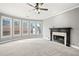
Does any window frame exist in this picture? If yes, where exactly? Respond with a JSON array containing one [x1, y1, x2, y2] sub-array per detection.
[[22, 20, 29, 36], [1, 16, 12, 38], [30, 20, 42, 35], [13, 19, 21, 36]]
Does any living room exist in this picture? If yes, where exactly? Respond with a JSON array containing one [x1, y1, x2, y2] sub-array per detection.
[[0, 0, 79, 57]]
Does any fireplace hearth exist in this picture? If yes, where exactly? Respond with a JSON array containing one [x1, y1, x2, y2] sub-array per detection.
[[49, 27, 72, 47]]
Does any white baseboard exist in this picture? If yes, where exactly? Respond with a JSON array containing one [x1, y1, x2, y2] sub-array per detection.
[[71, 45, 79, 50]]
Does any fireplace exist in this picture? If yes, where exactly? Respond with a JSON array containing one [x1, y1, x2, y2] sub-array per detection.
[[49, 27, 72, 47]]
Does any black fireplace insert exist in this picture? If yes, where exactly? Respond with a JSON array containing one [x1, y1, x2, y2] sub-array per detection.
[[53, 35, 64, 44]]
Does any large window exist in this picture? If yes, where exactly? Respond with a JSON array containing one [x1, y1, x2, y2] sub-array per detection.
[[0, 16, 42, 39], [1, 16, 12, 38], [30, 21, 42, 35], [22, 20, 29, 35], [13, 19, 21, 36]]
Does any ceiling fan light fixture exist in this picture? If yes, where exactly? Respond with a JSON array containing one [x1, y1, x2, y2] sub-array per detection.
[[27, 3, 48, 14], [35, 9, 40, 14]]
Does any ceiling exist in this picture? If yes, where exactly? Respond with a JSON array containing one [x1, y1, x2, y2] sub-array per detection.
[[0, 3, 79, 20]]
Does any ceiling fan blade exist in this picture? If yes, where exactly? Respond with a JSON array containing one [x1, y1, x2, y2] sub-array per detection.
[[39, 8, 48, 11], [27, 3, 35, 8]]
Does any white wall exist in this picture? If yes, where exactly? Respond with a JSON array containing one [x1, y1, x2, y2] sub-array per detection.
[[43, 7, 79, 47], [43, 17, 54, 40]]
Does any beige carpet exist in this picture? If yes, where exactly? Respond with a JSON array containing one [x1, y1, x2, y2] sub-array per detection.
[[0, 38, 79, 56]]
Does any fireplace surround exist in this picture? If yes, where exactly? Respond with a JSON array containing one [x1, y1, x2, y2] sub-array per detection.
[[49, 27, 72, 47]]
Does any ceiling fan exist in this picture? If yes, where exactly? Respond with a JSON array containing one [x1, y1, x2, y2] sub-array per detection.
[[27, 3, 48, 14]]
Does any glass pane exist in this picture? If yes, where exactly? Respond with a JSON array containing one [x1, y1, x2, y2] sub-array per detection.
[[0, 20, 1, 37], [31, 21, 36, 35], [36, 23, 41, 34], [3, 18, 10, 36], [13, 19, 20, 35], [30, 21, 41, 35], [22, 20, 28, 34]]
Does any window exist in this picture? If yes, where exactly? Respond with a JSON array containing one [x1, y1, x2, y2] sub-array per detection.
[[0, 16, 43, 39], [1, 16, 12, 38], [22, 20, 29, 35], [13, 19, 21, 36], [30, 21, 42, 35], [0, 19, 1, 37]]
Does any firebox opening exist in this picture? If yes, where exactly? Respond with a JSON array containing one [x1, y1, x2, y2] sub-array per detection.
[[53, 35, 64, 44]]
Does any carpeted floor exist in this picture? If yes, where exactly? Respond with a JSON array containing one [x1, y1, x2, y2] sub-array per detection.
[[0, 38, 79, 56]]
